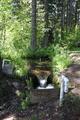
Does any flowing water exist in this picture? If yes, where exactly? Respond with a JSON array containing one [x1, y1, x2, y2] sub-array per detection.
[[37, 79, 54, 89]]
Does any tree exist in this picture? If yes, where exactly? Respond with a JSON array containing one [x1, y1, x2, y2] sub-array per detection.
[[31, 0, 37, 49], [61, 0, 65, 39]]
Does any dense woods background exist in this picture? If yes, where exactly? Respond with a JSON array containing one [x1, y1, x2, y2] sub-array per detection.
[[0, 1, 80, 120], [0, 0, 80, 75]]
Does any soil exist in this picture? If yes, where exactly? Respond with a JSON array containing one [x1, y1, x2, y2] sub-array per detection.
[[0, 96, 62, 120], [0, 71, 62, 120]]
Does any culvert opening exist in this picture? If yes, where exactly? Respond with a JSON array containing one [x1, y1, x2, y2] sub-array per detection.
[[47, 74, 53, 85], [30, 75, 54, 89], [29, 73, 39, 89]]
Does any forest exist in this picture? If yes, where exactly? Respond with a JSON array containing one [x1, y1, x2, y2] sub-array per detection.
[[0, 0, 80, 120]]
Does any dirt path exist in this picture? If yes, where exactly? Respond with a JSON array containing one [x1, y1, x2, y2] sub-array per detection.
[[0, 98, 61, 120]]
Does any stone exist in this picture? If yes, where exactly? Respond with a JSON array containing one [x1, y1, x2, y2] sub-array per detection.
[[72, 78, 80, 88], [30, 89, 59, 103], [71, 88, 80, 96], [3, 115, 16, 120], [12, 82, 20, 89]]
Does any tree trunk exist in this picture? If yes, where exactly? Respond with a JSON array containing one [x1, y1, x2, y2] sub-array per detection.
[[44, 0, 49, 47], [31, 0, 37, 49], [61, 0, 64, 40], [66, 0, 69, 33], [75, 1, 78, 26]]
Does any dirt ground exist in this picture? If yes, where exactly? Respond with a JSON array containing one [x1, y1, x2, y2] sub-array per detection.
[[0, 96, 62, 120]]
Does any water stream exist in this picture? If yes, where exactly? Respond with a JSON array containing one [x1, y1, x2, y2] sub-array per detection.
[[32, 69, 54, 89], [37, 79, 54, 89]]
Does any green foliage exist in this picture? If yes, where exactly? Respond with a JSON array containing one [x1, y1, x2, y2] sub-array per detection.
[[26, 45, 54, 59], [0, 0, 31, 76], [14, 58, 28, 76], [62, 94, 80, 120], [20, 90, 31, 110], [59, 26, 80, 49], [53, 45, 71, 75], [0, 0, 80, 77], [19, 80, 33, 110], [31, 116, 37, 120], [26, 79, 33, 90]]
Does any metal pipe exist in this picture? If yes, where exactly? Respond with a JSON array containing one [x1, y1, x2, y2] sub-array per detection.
[[59, 74, 69, 106]]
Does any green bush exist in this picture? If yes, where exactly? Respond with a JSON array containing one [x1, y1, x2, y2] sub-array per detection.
[[26, 45, 54, 59], [19, 80, 32, 110], [52, 45, 71, 75], [19, 90, 31, 110], [60, 26, 80, 50], [13, 58, 28, 76]]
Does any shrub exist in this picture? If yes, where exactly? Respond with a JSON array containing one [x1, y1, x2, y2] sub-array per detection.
[[26, 45, 54, 59], [19, 79, 32, 110], [62, 94, 80, 120], [52, 45, 71, 75]]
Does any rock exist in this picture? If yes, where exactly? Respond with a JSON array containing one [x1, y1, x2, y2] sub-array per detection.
[[12, 82, 20, 89], [73, 78, 80, 88], [30, 89, 59, 103], [71, 88, 80, 96], [64, 64, 80, 78], [3, 115, 16, 120]]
